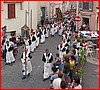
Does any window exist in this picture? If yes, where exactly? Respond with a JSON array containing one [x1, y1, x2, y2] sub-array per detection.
[[79, 1, 93, 10], [8, 4, 15, 19]]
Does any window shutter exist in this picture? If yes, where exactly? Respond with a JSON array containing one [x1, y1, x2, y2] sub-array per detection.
[[89, 1, 93, 10], [79, 2, 83, 10], [8, 4, 15, 19], [12, 4, 15, 18]]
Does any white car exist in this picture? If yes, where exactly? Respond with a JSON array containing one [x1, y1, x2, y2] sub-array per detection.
[[79, 31, 99, 38]]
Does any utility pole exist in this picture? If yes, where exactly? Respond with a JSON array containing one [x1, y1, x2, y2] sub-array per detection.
[[25, 10, 27, 25]]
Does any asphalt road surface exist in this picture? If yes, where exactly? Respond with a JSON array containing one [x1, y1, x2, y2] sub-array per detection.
[[2, 34, 99, 88]]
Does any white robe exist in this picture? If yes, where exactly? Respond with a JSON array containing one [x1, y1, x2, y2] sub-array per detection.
[[43, 53, 52, 79], [45, 28, 49, 38], [41, 29, 45, 43], [57, 44, 65, 59], [36, 36, 40, 47], [24, 39, 31, 53], [58, 24, 63, 36], [6, 44, 15, 63], [50, 24, 55, 36], [21, 52, 32, 75], [31, 35, 36, 52], [55, 25, 58, 33]]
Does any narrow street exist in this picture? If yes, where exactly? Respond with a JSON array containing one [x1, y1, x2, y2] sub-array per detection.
[[2, 34, 98, 88]]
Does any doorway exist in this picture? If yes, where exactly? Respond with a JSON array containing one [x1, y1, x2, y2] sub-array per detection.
[[83, 17, 89, 25], [41, 7, 45, 20]]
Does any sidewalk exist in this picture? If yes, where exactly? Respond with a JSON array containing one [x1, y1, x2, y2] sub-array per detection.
[[82, 50, 99, 88]]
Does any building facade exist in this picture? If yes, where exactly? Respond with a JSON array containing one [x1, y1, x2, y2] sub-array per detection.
[[1, 1, 50, 37], [78, 1, 99, 31]]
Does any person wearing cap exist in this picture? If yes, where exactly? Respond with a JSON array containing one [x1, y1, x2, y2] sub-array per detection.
[[21, 48, 32, 79], [42, 49, 53, 81], [5, 40, 15, 64]]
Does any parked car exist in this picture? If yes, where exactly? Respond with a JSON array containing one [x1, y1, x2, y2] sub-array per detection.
[[79, 31, 99, 39]]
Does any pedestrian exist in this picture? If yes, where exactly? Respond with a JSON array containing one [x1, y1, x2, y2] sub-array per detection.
[[69, 56, 76, 83], [21, 48, 32, 79], [58, 23, 63, 36], [72, 75, 82, 89], [42, 49, 53, 81], [24, 37, 31, 53], [31, 32, 36, 52], [57, 42, 65, 59], [50, 23, 55, 36], [54, 53, 62, 72], [63, 55, 70, 87], [5, 41, 15, 64], [60, 80, 67, 89], [2, 36, 6, 60], [52, 72, 63, 89], [36, 30, 40, 48], [45, 25, 49, 38], [40, 27, 46, 44], [50, 66, 58, 88]]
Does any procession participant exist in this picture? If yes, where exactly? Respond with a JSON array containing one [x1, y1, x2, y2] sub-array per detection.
[[45, 25, 49, 38], [57, 42, 65, 59], [58, 23, 63, 36], [40, 27, 46, 44], [5, 41, 15, 64], [2, 36, 6, 59], [9, 38, 16, 63], [24, 37, 31, 53], [31, 32, 36, 53], [54, 23, 58, 34], [28, 36, 32, 52], [50, 23, 55, 36], [36, 30, 40, 48], [62, 39, 68, 56], [42, 49, 53, 81], [62, 31, 67, 41], [21, 48, 32, 80]]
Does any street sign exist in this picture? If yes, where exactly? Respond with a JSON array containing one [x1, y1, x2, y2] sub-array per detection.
[[75, 16, 81, 22]]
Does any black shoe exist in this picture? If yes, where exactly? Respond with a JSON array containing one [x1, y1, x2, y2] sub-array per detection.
[[12, 61, 15, 63], [22, 70, 25, 72], [43, 79, 46, 81], [5, 63, 9, 65], [42, 70, 44, 73], [27, 73, 30, 76], [22, 76, 26, 80]]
